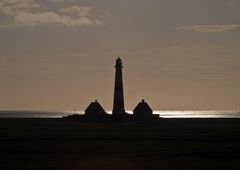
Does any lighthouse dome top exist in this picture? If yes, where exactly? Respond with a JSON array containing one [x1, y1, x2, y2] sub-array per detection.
[[115, 57, 123, 68]]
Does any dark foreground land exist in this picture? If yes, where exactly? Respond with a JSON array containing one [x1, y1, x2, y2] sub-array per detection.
[[0, 118, 240, 170]]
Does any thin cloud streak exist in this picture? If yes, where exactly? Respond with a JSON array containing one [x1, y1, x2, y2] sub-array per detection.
[[175, 24, 240, 33], [130, 32, 152, 36]]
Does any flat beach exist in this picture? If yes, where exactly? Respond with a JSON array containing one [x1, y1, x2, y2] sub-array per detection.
[[0, 118, 240, 170]]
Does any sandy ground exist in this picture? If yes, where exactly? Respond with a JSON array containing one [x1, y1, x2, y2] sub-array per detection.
[[0, 118, 240, 170]]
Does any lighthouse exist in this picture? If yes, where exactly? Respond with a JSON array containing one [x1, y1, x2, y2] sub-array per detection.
[[65, 57, 159, 121], [112, 58, 125, 116]]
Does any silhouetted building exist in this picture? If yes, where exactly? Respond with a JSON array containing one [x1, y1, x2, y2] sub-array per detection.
[[64, 58, 160, 122], [113, 58, 125, 116], [85, 100, 108, 118], [133, 99, 158, 119]]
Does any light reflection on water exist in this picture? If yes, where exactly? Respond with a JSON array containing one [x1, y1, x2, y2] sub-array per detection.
[[124, 111, 240, 118], [0, 110, 239, 118], [155, 111, 240, 118]]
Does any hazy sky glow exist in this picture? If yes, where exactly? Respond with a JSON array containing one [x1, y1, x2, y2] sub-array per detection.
[[0, 0, 240, 111]]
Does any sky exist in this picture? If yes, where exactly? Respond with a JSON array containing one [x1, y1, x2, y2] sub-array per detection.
[[0, 0, 240, 111]]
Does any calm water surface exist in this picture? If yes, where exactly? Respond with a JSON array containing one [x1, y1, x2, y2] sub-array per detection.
[[0, 110, 239, 118]]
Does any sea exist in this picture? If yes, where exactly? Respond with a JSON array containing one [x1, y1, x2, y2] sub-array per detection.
[[0, 110, 239, 118]]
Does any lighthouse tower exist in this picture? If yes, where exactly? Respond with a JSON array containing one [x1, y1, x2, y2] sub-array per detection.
[[112, 58, 125, 116]]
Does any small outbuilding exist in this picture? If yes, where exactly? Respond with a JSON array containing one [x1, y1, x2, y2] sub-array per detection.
[[133, 99, 154, 118], [85, 100, 108, 118]]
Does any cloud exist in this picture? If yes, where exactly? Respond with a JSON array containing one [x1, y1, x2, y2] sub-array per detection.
[[175, 25, 240, 33], [0, 1, 103, 28], [60, 6, 91, 17], [0, 0, 39, 16], [49, 0, 75, 3], [13, 11, 100, 27], [49, 0, 64, 3]]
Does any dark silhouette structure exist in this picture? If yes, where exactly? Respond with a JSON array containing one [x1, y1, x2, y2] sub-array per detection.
[[133, 99, 153, 116], [112, 58, 125, 116], [84, 100, 110, 121], [133, 99, 159, 120], [85, 100, 107, 117], [64, 58, 160, 122]]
